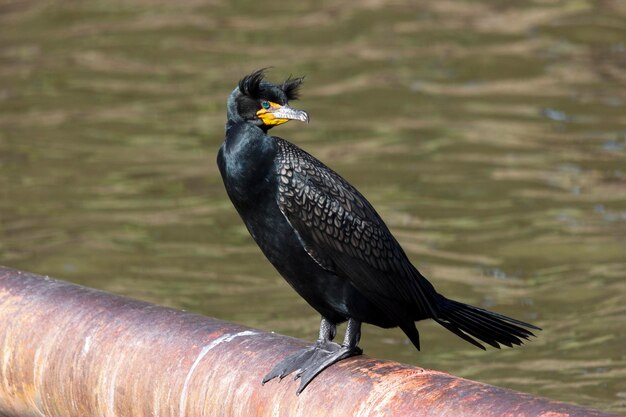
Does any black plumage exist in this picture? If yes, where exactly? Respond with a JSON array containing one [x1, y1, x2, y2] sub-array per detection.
[[217, 69, 540, 393]]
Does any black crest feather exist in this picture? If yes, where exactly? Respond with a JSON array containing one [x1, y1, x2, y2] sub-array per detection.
[[282, 75, 305, 101], [238, 68, 267, 99]]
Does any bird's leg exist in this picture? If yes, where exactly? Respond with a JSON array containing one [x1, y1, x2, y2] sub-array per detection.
[[262, 317, 338, 384], [314, 316, 340, 351], [294, 318, 363, 394]]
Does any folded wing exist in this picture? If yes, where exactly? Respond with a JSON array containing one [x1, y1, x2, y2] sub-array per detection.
[[274, 138, 440, 328]]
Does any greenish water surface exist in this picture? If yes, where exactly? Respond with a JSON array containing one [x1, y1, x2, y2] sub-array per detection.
[[1, 0, 625, 413]]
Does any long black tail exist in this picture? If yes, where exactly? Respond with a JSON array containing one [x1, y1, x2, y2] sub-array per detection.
[[434, 297, 541, 349]]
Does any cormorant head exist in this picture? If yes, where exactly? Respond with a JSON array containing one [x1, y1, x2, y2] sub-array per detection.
[[226, 69, 309, 132]]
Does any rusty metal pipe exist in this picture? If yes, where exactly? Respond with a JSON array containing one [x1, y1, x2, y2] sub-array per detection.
[[0, 266, 617, 417]]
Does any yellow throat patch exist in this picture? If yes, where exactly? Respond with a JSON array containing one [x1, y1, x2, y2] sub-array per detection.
[[256, 101, 290, 126]]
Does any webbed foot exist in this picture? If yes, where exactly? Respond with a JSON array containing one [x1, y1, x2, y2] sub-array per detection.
[[262, 339, 341, 384], [294, 344, 362, 394], [262, 318, 363, 394]]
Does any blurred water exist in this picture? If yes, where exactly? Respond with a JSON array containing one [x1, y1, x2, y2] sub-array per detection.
[[1, 0, 625, 413]]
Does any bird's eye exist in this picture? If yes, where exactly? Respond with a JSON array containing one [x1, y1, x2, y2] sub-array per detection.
[[261, 101, 271, 110]]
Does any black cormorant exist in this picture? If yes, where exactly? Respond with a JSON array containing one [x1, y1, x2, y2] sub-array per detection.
[[217, 69, 540, 393]]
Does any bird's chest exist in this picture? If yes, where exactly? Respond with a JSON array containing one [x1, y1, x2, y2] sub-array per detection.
[[218, 145, 276, 209], [224, 168, 275, 210]]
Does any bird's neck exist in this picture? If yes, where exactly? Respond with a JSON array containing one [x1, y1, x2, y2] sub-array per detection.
[[225, 118, 270, 135], [220, 121, 277, 201]]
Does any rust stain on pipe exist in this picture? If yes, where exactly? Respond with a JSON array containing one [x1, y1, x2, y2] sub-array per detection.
[[0, 266, 618, 417]]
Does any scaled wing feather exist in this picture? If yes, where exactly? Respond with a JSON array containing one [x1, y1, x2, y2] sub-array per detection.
[[274, 138, 439, 322]]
